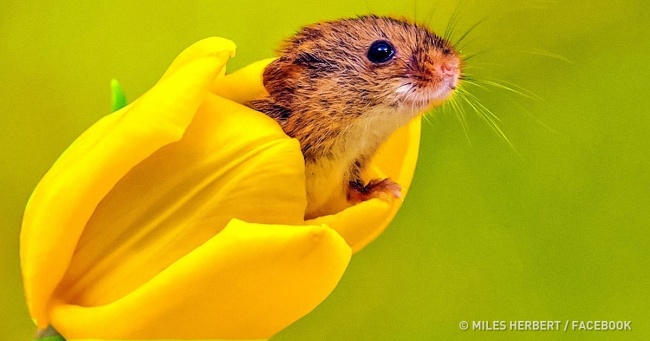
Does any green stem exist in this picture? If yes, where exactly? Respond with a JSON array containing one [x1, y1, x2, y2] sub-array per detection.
[[34, 326, 66, 341], [111, 78, 127, 112]]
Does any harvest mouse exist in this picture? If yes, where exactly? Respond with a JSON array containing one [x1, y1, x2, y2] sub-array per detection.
[[248, 15, 461, 218]]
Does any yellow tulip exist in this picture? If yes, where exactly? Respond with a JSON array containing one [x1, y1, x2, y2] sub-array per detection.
[[20, 37, 421, 340]]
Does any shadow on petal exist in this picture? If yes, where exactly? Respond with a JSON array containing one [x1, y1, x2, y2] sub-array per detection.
[[54, 95, 307, 308]]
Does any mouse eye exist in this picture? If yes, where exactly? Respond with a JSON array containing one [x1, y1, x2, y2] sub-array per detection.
[[367, 40, 395, 64]]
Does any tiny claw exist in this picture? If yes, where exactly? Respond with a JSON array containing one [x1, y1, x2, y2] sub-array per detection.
[[347, 178, 402, 203]]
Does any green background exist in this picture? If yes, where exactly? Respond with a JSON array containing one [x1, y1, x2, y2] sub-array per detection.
[[1, 0, 648, 340]]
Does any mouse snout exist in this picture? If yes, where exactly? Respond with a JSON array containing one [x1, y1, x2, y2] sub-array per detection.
[[438, 61, 460, 90]]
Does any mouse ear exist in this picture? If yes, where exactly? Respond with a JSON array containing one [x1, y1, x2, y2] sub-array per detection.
[[262, 57, 304, 109]]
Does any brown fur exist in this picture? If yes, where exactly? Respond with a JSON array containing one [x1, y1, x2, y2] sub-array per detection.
[[248, 15, 461, 218]]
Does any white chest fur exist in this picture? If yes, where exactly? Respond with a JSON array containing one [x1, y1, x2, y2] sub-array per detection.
[[303, 106, 418, 218]]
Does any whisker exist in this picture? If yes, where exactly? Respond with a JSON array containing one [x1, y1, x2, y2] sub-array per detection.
[[460, 50, 490, 62], [477, 79, 542, 101], [422, 110, 434, 126], [458, 88, 502, 122], [458, 78, 489, 91], [450, 95, 472, 145], [522, 48, 573, 64], [506, 96, 558, 134], [444, 0, 465, 42], [459, 72, 542, 102], [456, 90, 519, 154], [424, 0, 438, 30], [454, 17, 487, 50], [413, 0, 419, 23]]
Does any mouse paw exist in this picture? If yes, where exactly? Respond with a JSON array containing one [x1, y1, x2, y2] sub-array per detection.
[[348, 178, 402, 203]]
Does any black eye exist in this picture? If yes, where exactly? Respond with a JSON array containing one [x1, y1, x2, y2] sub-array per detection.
[[367, 40, 395, 64]]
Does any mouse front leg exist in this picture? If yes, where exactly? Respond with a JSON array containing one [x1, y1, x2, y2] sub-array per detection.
[[346, 160, 402, 203]]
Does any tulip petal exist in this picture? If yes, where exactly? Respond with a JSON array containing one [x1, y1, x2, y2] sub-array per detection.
[[308, 118, 421, 253], [211, 58, 275, 104], [21, 40, 236, 328], [159, 37, 237, 82], [53, 94, 306, 309], [50, 219, 351, 340]]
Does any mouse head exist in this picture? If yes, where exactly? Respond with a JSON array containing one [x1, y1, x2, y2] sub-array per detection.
[[263, 15, 462, 118]]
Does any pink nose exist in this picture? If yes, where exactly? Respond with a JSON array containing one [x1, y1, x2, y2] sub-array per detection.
[[440, 63, 459, 89], [441, 63, 457, 76]]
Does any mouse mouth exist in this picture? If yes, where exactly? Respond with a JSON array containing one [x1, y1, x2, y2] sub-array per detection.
[[397, 82, 457, 111]]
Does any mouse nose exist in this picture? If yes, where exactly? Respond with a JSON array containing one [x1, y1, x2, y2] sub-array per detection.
[[439, 62, 460, 90], [441, 63, 458, 76]]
